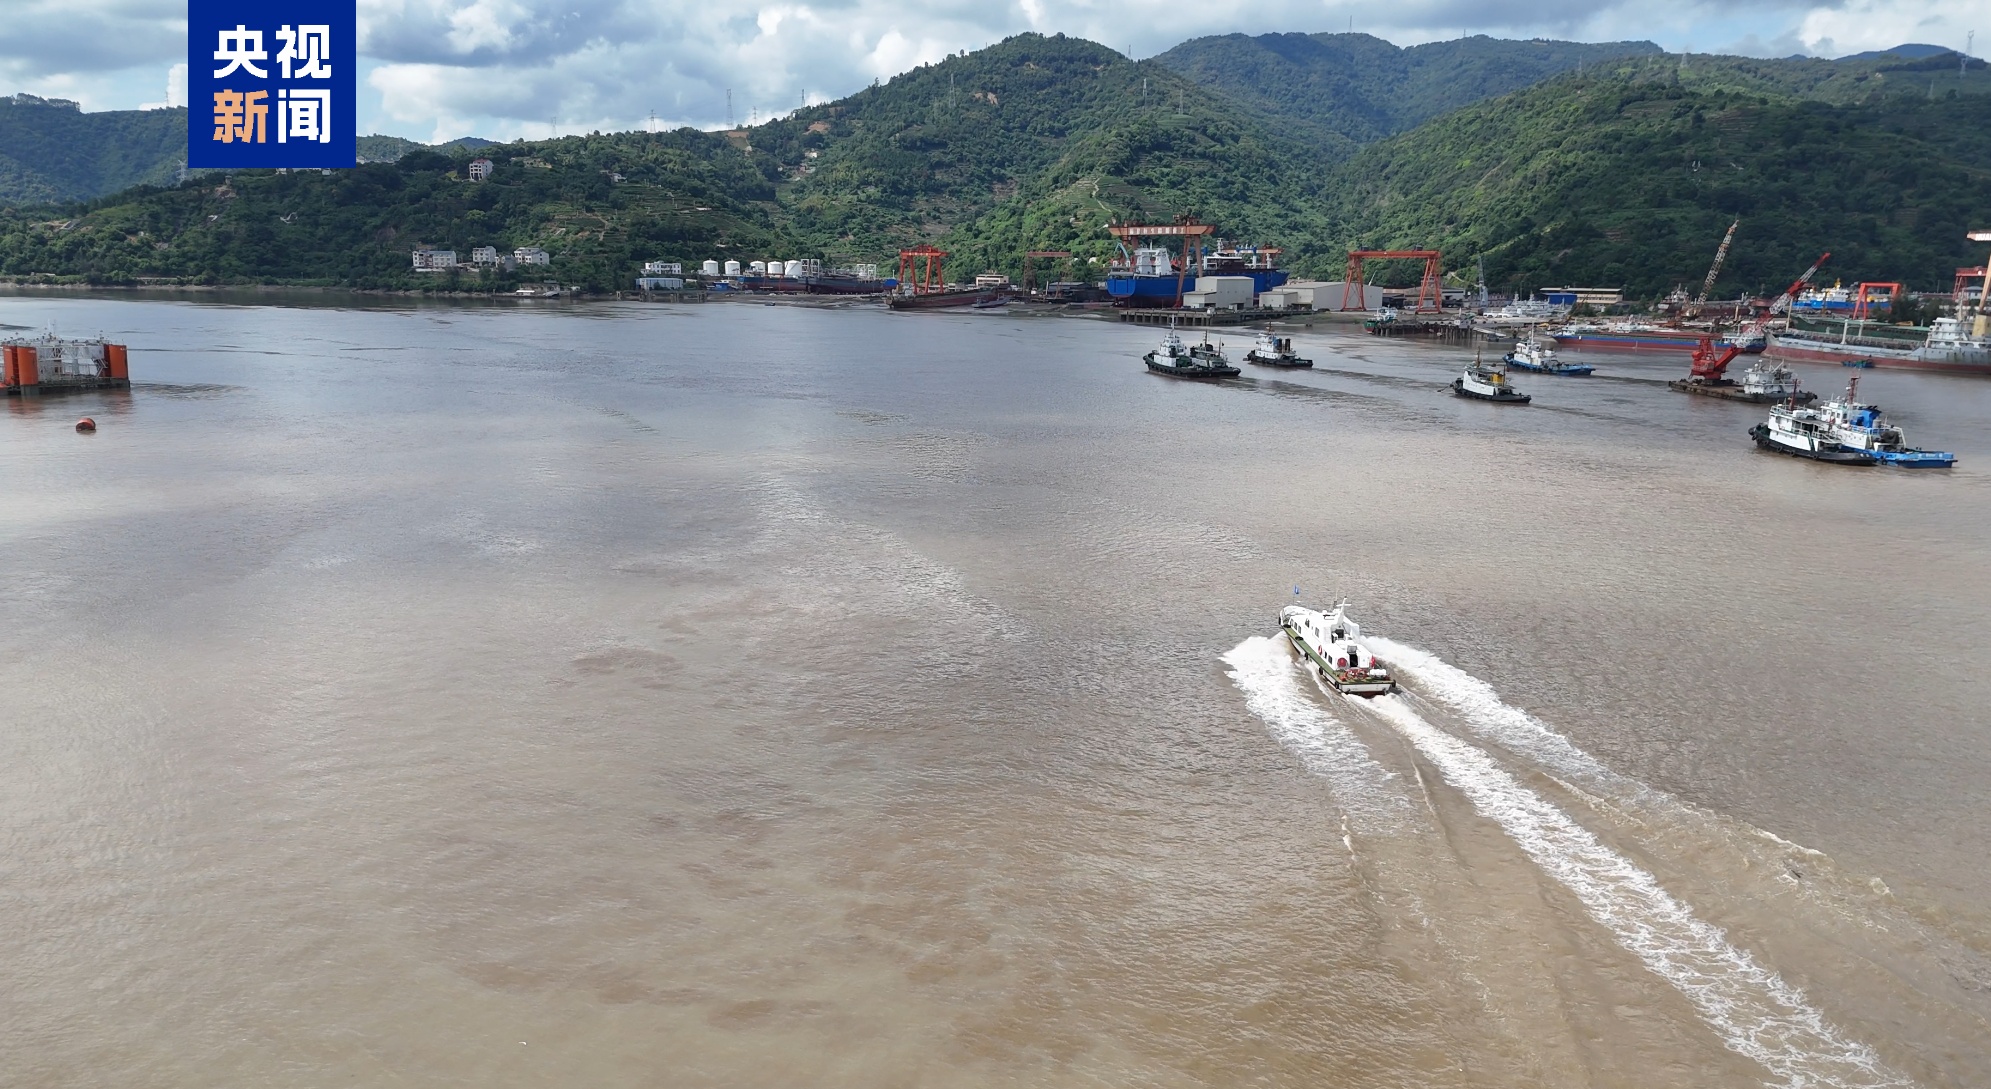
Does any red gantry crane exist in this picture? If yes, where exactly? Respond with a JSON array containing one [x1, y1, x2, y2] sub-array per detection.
[[1342, 250, 1444, 313], [897, 245, 947, 295]]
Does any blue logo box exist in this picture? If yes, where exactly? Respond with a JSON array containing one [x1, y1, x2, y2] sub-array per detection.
[[187, 0, 355, 168]]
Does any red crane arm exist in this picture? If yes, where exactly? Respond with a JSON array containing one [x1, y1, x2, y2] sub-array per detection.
[[1689, 336, 1743, 382]]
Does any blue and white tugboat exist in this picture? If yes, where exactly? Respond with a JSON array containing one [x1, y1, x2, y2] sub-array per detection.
[[1453, 350, 1531, 403], [1503, 337, 1593, 375], [1280, 602, 1397, 697], [1143, 325, 1239, 378], [1817, 375, 1956, 468]]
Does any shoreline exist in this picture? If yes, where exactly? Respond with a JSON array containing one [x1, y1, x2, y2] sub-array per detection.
[[0, 282, 1384, 327]]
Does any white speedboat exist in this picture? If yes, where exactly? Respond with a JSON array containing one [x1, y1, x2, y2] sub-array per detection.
[[1244, 332, 1312, 368], [1816, 375, 1956, 468], [1453, 351, 1530, 403], [1280, 603, 1396, 697], [1749, 395, 1876, 464]]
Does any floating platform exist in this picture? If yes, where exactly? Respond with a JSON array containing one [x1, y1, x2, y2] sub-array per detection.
[[1668, 379, 1816, 404], [3, 337, 130, 397], [1365, 320, 1490, 344]]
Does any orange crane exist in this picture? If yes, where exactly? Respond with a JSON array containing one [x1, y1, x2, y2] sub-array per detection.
[[1685, 335, 1743, 384]]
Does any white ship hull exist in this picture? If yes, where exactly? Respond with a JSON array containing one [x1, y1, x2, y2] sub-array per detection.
[[1279, 605, 1396, 697]]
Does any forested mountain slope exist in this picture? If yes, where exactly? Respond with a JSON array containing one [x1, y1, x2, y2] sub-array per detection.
[[1152, 33, 1664, 148], [748, 34, 1331, 271], [0, 133, 789, 289], [0, 97, 186, 205], [1324, 75, 1991, 297]]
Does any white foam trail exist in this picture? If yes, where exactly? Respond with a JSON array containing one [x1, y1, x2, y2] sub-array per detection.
[[1368, 636, 1635, 794], [1221, 636, 1410, 826], [1358, 694, 1903, 1088]]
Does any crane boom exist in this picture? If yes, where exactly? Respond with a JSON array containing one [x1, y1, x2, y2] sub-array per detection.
[[1769, 252, 1831, 315], [1694, 219, 1739, 308]]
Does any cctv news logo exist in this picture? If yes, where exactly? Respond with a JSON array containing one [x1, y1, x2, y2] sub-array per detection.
[[188, 1, 355, 168]]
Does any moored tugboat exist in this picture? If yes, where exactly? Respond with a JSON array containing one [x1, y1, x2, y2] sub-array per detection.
[[1280, 602, 1397, 698], [1143, 327, 1240, 379], [1453, 350, 1531, 403], [1244, 332, 1312, 368]]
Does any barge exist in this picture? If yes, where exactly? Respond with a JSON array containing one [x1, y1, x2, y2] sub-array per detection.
[[3, 335, 131, 396]]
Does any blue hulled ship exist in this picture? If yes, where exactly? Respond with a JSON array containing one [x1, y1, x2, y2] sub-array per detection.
[[1104, 239, 1287, 306]]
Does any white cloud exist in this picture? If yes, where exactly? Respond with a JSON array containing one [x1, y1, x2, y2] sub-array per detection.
[[1797, 0, 1978, 57], [138, 62, 185, 110], [0, 0, 1983, 137]]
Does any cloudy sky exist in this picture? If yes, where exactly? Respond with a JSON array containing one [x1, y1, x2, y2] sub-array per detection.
[[0, 0, 1979, 142]]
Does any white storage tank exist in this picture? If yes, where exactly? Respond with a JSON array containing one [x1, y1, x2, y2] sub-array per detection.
[[784, 260, 804, 279], [723, 260, 742, 277], [765, 260, 784, 277], [701, 259, 720, 277], [749, 261, 766, 275]]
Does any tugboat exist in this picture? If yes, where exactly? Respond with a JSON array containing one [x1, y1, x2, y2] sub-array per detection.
[[1244, 332, 1312, 368], [1816, 375, 1956, 468], [1452, 350, 1531, 403], [1279, 602, 1397, 698], [1143, 326, 1239, 379], [1748, 390, 1876, 464], [1188, 334, 1234, 367], [1503, 337, 1593, 375]]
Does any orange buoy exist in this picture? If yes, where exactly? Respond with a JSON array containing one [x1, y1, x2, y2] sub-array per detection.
[[75, 417, 96, 432]]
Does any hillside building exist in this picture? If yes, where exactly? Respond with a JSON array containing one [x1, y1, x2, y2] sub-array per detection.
[[471, 246, 500, 266], [514, 247, 551, 266], [411, 248, 458, 272], [468, 158, 494, 181]]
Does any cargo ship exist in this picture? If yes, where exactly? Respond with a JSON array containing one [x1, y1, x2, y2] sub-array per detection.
[[1105, 241, 1287, 307], [1552, 322, 1763, 353], [804, 271, 892, 295], [1768, 316, 1991, 375], [886, 287, 997, 310], [1790, 284, 1891, 315]]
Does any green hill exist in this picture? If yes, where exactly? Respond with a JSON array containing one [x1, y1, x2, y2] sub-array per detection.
[[1324, 73, 1991, 297], [745, 34, 1335, 275], [358, 134, 500, 163], [0, 96, 186, 205], [1152, 33, 1665, 149], [0, 131, 791, 289]]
